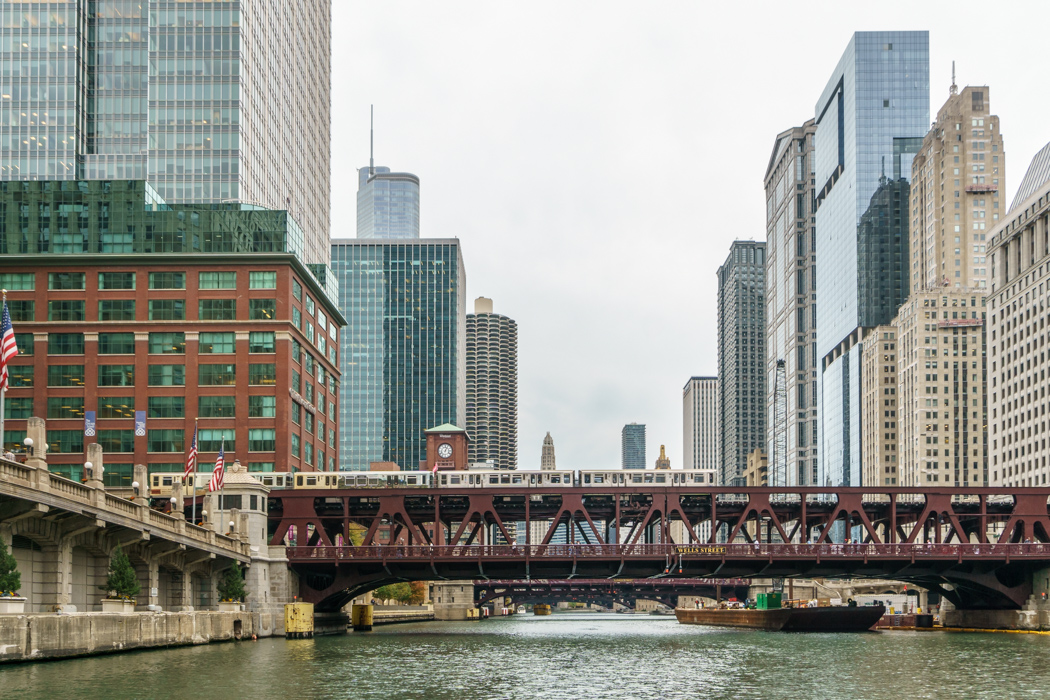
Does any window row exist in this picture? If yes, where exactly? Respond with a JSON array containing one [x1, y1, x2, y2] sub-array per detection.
[[41, 428, 278, 454], [28, 331, 276, 355], [6, 363, 277, 387], [6, 395, 277, 420], [9, 298, 277, 322], [0, 270, 278, 292]]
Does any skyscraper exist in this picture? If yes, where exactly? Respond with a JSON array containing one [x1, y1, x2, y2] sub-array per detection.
[[540, 432, 557, 470], [465, 297, 518, 470], [654, 445, 670, 469], [814, 31, 930, 486], [331, 239, 466, 470], [621, 423, 645, 469], [764, 120, 819, 486], [717, 241, 766, 487], [357, 168, 420, 239], [0, 1, 332, 265], [682, 377, 718, 473]]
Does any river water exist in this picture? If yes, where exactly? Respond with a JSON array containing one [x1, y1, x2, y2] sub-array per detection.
[[5, 612, 1049, 699]]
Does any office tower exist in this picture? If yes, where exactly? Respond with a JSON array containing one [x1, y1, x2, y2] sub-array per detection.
[[683, 377, 718, 472], [654, 445, 670, 469], [621, 423, 645, 469], [860, 326, 899, 486], [0, 1, 332, 266], [894, 291, 986, 486], [764, 120, 819, 486], [331, 238, 466, 471], [814, 32, 930, 486], [540, 432, 556, 470], [988, 141, 1050, 486], [0, 180, 342, 480], [717, 241, 766, 487], [744, 449, 768, 487], [910, 84, 1005, 292], [465, 297, 518, 469]]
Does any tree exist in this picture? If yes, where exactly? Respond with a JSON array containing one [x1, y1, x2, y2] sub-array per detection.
[[373, 582, 412, 604], [102, 545, 140, 600], [0, 540, 20, 597], [217, 563, 247, 602], [408, 581, 427, 605]]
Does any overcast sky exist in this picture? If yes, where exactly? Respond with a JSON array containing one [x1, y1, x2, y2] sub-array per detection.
[[330, 1, 1047, 471]]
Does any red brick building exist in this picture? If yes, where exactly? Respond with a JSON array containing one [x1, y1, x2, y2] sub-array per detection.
[[0, 253, 343, 485]]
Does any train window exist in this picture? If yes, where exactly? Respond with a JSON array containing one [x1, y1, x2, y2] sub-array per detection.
[[296, 475, 304, 487], [594, 475, 604, 484], [583, 474, 591, 484], [406, 476, 417, 485], [655, 475, 666, 484], [631, 475, 642, 484], [488, 476, 499, 485], [162, 476, 173, 486], [512, 475, 523, 484], [501, 475, 510, 484], [450, 476, 460, 485], [551, 476, 561, 484], [306, 476, 317, 486], [644, 474, 654, 484]]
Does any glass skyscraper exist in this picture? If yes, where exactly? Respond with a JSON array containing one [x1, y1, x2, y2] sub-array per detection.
[[331, 239, 466, 470], [0, 0, 331, 265], [814, 31, 929, 487], [621, 423, 645, 469], [357, 167, 420, 239]]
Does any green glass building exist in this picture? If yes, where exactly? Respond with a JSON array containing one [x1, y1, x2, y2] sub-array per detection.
[[331, 239, 466, 471]]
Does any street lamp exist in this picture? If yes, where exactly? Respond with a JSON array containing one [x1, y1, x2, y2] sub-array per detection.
[[131, 480, 140, 498], [169, 496, 177, 513], [201, 509, 208, 524], [23, 437, 33, 456], [84, 461, 93, 480], [228, 520, 235, 534]]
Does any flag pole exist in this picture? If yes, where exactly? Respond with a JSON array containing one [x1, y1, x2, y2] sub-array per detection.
[[0, 289, 7, 455], [190, 418, 198, 525], [218, 435, 224, 534]]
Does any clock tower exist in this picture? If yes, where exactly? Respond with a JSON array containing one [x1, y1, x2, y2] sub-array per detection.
[[424, 424, 470, 471]]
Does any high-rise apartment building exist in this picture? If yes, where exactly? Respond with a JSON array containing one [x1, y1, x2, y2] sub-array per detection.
[[0, 1, 332, 265], [717, 241, 766, 487], [910, 85, 1005, 292], [860, 326, 899, 486], [621, 423, 645, 469], [357, 167, 421, 239], [814, 32, 930, 486], [465, 297, 517, 470], [764, 120, 819, 486], [331, 239, 466, 471], [0, 180, 342, 480], [987, 142, 1050, 487], [683, 377, 718, 473], [540, 432, 556, 470]]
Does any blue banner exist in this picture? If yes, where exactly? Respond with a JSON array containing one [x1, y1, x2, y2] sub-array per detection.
[[135, 411, 146, 437], [84, 411, 96, 437]]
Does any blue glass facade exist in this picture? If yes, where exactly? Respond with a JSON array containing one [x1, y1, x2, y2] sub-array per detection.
[[356, 167, 420, 239], [621, 423, 645, 469], [814, 32, 929, 486], [331, 239, 466, 470]]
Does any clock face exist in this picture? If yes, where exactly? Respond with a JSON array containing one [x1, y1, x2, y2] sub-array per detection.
[[438, 443, 453, 459]]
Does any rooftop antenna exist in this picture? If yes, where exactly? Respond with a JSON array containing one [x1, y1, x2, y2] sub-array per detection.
[[950, 61, 958, 96], [369, 104, 375, 177]]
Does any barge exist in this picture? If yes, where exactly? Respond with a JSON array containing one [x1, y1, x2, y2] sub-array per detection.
[[675, 605, 885, 632]]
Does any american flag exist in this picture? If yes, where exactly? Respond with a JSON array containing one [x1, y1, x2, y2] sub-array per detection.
[[183, 424, 198, 482], [0, 301, 18, 392], [208, 442, 225, 492]]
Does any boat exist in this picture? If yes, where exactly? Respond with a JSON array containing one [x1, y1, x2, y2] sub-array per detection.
[[533, 604, 552, 616], [516, 605, 526, 614], [675, 604, 886, 632]]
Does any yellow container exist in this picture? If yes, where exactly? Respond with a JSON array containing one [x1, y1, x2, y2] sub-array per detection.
[[285, 602, 315, 639], [351, 604, 374, 631]]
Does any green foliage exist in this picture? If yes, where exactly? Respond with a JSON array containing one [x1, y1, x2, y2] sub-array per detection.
[[217, 563, 247, 602], [102, 545, 140, 600], [373, 582, 412, 603], [0, 539, 21, 596], [408, 581, 427, 605]]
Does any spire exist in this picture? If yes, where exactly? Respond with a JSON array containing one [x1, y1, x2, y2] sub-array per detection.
[[369, 104, 375, 177], [950, 61, 957, 96], [541, 432, 556, 470]]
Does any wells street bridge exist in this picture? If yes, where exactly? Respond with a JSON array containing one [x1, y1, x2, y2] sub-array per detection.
[[268, 484, 1050, 611]]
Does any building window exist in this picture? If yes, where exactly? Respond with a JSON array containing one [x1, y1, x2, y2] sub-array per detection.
[[148, 365, 185, 386], [97, 429, 135, 453], [12, 334, 30, 356], [248, 395, 275, 418], [48, 300, 84, 321], [149, 272, 185, 290], [149, 299, 185, 321], [46, 396, 84, 419], [250, 271, 276, 289], [9, 365, 33, 387], [291, 433, 300, 458], [249, 429, 276, 452], [292, 279, 302, 301], [147, 396, 183, 419], [291, 370, 301, 393], [199, 271, 237, 289], [4, 397, 33, 419], [248, 462, 275, 472], [199, 299, 236, 320], [292, 307, 301, 329], [199, 395, 236, 418], [2, 430, 26, 453], [291, 403, 301, 425], [49, 333, 84, 355], [199, 364, 236, 386], [47, 365, 84, 386], [0, 273, 34, 290], [148, 429, 184, 453], [199, 332, 235, 354], [304, 442, 313, 466], [48, 430, 84, 454], [48, 272, 85, 290], [102, 464, 133, 488], [99, 272, 135, 290], [98, 365, 134, 387], [98, 397, 135, 419], [305, 296, 315, 316], [8, 300, 33, 322], [149, 332, 185, 354], [249, 363, 276, 385], [304, 411, 314, 434], [248, 331, 275, 353], [147, 463, 182, 476], [249, 299, 276, 320], [98, 300, 136, 321], [198, 429, 231, 452], [292, 340, 301, 363], [98, 332, 136, 355]]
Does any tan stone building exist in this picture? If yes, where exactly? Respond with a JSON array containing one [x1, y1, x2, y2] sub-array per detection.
[[744, 449, 768, 487], [894, 290, 987, 486], [909, 84, 1005, 293], [861, 327, 899, 486], [654, 445, 670, 469]]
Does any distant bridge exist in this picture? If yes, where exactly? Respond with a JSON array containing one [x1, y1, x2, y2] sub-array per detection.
[[473, 578, 751, 609]]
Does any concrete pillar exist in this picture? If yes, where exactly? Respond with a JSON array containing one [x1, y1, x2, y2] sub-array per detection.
[[201, 494, 216, 532], [169, 570, 194, 612], [38, 542, 73, 611], [132, 464, 148, 504], [171, 481, 185, 521], [140, 558, 160, 610], [25, 417, 48, 471], [85, 443, 104, 489], [228, 507, 240, 537]]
